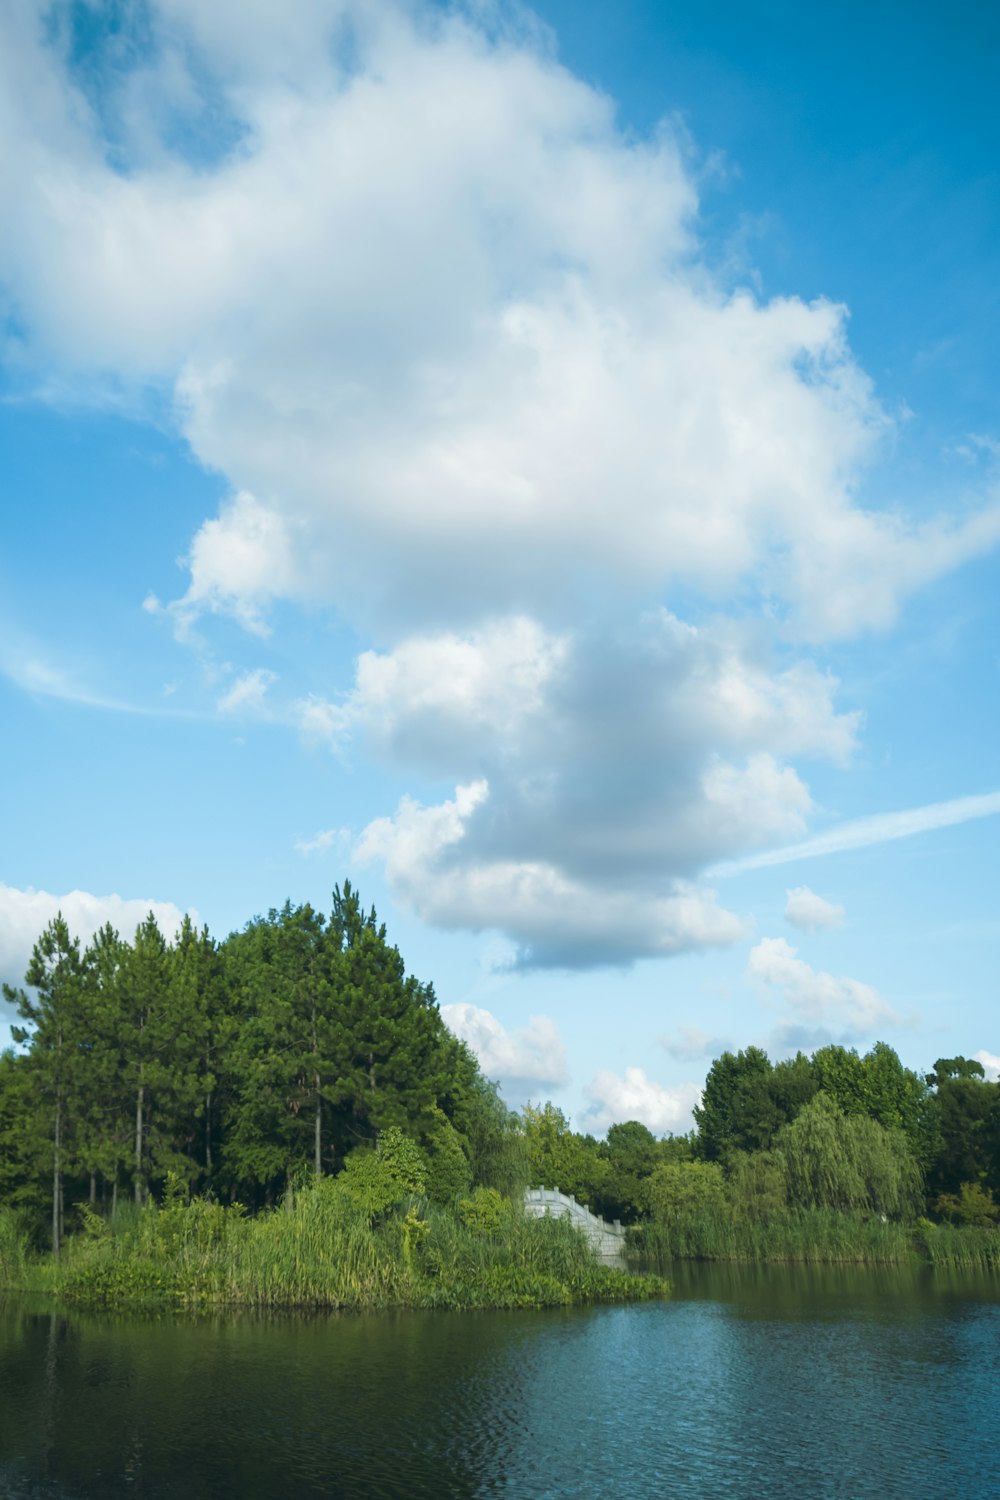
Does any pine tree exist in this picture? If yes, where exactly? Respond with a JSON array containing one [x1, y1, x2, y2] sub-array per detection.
[[3, 915, 88, 1256]]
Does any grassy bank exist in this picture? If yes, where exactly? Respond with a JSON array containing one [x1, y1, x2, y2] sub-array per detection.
[[0, 1193, 667, 1312], [631, 1209, 1000, 1269]]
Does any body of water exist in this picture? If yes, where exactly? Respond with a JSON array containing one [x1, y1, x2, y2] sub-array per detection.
[[2, 1264, 999, 1498]]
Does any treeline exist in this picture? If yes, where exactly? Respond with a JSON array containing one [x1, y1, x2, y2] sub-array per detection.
[[0, 884, 525, 1258], [4, 886, 999, 1279], [521, 1043, 1000, 1261]]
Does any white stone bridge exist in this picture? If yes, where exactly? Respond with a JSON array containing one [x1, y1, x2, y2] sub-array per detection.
[[524, 1186, 627, 1264]]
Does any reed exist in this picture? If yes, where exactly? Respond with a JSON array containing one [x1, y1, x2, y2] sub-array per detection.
[[0, 1206, 30, 1288], [48, 1184, 669, 1311], [916, 1221, 1000, 1270], [633, 1208, 919, 1266]]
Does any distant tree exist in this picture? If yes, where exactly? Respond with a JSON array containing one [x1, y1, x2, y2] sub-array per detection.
[[521, 1102, 609, 1206], [599, 1120, 660, 1223], [451, 1075, 528, 1198], [935, 1181, 999, 1228], [641, 1160, 727, 1222], [726, 1148, 788, 1219], [769, 1051, 818, 1123], [694, 1047, 779, 1160], [925, 1057, 998, 1202], [776, 1092, 921, 1217], [221, 901, 331, 1199]]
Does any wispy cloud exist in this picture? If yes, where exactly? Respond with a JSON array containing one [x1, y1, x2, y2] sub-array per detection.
[[712, 790, 1000, 876], [294, 827, 351, 857], [216, 667, 277, 716], [0, 630, 203, 720]]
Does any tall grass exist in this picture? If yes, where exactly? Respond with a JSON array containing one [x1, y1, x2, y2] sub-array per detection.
[[46, 1185, 668, 1311], [0, 1205, 30, 1288], [633, 1208, 920, 1266], [916, 1220, 1000, 1271]]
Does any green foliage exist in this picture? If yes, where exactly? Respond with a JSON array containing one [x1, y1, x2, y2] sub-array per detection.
[[599, 1121, 660, 1223], [635, 1208, 917, 1266], [521, 1102, 609, 1206], [40, 1183, 667, 1311], [642, 1161, 728, 1222], [455, 1078, 528, 1198], [934, 1181, 999, 1228], [725, 1149, 788, 1219], [420, 1107, 472, 1203], [3, 884, 513, 1237], [0, 1206, 31, 1287], [694, 1047, 780, 1160], [777, 1093, 921, 1217], [338, 1127, 427, 1220], [457, 1186, 509, 1236], [925, 1058, 999, 1201]]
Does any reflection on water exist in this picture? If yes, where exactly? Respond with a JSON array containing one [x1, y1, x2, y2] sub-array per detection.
[[2, 1265, 1000, 1498]]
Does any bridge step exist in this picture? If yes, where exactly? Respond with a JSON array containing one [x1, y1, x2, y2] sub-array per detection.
[[523, 1186, 626, 1260]]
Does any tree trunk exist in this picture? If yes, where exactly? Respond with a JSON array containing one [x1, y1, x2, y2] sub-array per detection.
[[112, 1176, 118, 1216], [369, 1052, 376, 1094], [52, 1097, 62, 1261], [89, 1172, 97, 1207], [205, 1091, 213, 1176], [314, 1074, 322, 1179], [134, 1080, 145, 1205]]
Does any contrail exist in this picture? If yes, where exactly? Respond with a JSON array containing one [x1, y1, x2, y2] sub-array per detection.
[[711, 789, 1000, 877]]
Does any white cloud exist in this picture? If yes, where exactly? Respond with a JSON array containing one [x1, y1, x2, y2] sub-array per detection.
[[661, 1026, 735, 1062], [1, 1, 996, 643], [974, 1050, 1000, 1083], [4, 1, 997, 970], [441, 1002, 567, 1094], [356, 779, 747, 967], [216, 666, 277, 715], [714, 789, 1000, 876], [784, 885, 845, 932], [748, 936, 899, 1035], [0, 883, 191, 1005], [344, 612, 856, 964], [158, 493, 300, 640], [584, 1067, 701, 1135], [332, 617, 568, 770], [294, 826, 351, 857]]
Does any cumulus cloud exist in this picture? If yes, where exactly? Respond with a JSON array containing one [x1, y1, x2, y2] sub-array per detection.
[[326, 617, 568, 769], [748, 936, 899, 1036], [440, 1002, 567, 1095], [1, 1, 996, 644], [356, 779, 747, 967], [344, 612, 858, 963], [584, 1068, 701, 1135], [974, 1050, 1000, 1083], [4, 1, 997, 968], [784, 885, 845, 932], [163, 493, 300, 640], [0, 883, 191, 1010]]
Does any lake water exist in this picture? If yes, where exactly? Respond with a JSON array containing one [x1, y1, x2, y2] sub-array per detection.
[[3, 1264, 999, 1498]]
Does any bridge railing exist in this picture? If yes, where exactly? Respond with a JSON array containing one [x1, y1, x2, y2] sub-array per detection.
[[524, 1186, 625, 1245]]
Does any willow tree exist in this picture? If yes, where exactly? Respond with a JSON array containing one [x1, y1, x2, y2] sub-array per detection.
[[776, 1092, 921, 1218]]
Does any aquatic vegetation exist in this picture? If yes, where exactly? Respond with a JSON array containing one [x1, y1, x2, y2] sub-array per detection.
[[634, 1208, 921, 1266], [4, 1181, 668, 1311]]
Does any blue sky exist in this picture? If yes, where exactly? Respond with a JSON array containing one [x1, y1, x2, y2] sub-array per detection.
[[1, 0, 998, 1133]]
